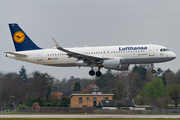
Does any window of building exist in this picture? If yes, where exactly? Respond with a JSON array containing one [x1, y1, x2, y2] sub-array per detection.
[[87, 97, 89, 100], [93, 86, 98, 92], [79, 97, 82, 104], [93, 97, 97, 101], [104, 97, 108, 100]]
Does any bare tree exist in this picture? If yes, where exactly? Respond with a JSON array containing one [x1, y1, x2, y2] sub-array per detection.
[[116, 71, 140, 100]]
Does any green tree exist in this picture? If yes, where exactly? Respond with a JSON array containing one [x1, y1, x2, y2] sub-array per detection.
[[29, 71, 54, 98], [49, 95, 58, 107], [96, 70, 115, 93], [57, 97, 70, 107], [132, 65, 147, 80], [70, 76, 75, 79], [140, 77, 165, 99], [162, 69, 176, 86], [19, 66, 27, 83], [25, 97, 34, 107], [46, 85, 52, 101], [166, 84, 180, 109], [156, 68, 163, 76], [40, 97, 47, 107], [73, 82, 81, 91]]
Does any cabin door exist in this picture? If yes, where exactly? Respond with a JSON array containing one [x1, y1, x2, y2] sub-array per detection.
[[149, 46, 154, 56], [37, 51, 43, 61]]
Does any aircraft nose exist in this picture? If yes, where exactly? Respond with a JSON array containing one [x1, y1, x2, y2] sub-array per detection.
[[171, 52, 176, 59]]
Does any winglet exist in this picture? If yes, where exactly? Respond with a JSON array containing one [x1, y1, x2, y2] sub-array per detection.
[[52, 38, 60, 48], [52, 38, 69, 53]]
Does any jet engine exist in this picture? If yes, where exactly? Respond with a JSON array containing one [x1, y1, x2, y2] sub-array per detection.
[[103, 58, 129, 71]]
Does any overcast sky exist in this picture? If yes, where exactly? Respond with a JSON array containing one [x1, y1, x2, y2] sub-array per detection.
[[0, 0, 179, 80]]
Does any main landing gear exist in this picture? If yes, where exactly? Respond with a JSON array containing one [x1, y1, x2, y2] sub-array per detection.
[[89, 67, 102, 77], [151, 63, 156, 74]]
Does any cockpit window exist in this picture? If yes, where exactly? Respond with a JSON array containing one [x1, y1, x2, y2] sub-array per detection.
[[160, 49, 169, 52]]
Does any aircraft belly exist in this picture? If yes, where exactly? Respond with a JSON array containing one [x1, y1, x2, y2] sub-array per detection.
[[44, 63, 78, 67], [123, 57, 175, 64]]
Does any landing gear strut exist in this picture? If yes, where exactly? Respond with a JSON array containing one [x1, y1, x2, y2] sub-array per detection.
[[96, 67, 102, 77], [151, 63, 156, 74]]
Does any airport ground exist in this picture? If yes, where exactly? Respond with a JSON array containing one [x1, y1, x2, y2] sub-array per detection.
[[0, 114, 180, 119]]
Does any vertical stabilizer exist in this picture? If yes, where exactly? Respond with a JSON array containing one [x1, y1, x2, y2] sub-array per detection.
[[9, 23, 41, 51]]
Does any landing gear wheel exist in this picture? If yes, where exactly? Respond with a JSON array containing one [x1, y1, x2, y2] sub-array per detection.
[[96, 71, 102, 77], [151, 63, 156, 74], [151, 69, 156, 74], [89, 70, 95, 76]]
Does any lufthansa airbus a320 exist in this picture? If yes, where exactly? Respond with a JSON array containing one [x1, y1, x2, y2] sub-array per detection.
[[5, 23, 176, 77]]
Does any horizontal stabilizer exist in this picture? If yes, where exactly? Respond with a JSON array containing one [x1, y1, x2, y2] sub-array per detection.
[[5, 52, 28, 57]]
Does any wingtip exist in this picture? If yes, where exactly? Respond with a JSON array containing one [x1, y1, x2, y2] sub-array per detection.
[[52, 38, 60, 47]]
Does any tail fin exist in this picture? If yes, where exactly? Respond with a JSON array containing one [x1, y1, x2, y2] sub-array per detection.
[[9, 23, 41, 51]]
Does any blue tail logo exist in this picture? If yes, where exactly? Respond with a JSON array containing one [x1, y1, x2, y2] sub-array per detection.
[[9, 23, 41, 51]]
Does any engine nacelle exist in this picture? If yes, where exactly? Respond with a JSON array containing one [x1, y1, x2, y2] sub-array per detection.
[[103, 59, 129, 71]]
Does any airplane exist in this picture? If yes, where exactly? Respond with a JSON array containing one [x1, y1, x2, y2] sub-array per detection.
[[5, 23, 176, 77]]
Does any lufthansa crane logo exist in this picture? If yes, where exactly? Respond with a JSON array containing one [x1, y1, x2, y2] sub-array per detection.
[[13, 31, 25, 43]]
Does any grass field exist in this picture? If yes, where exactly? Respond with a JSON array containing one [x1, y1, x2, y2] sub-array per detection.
[[0, 118, 180, 120]]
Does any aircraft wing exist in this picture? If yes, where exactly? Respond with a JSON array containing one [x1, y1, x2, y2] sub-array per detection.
[[4, 52, 28, 57], [52, 38, 108, 65]]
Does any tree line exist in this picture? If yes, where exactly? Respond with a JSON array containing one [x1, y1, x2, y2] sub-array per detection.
[[0, 65, 180, 108]]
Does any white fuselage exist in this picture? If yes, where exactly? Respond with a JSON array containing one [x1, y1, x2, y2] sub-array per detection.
[[6, 44, 176, 68]]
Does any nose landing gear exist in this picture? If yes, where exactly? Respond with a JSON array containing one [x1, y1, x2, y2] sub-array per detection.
[[151, 63, 156, 74], [151, 69, 156, 74]]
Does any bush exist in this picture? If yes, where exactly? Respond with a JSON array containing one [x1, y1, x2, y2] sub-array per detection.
[[145, 107, 153, 110], [120, 107, 130, 110], [46, 103, 51, 107], [18, 104, 28, 110]]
